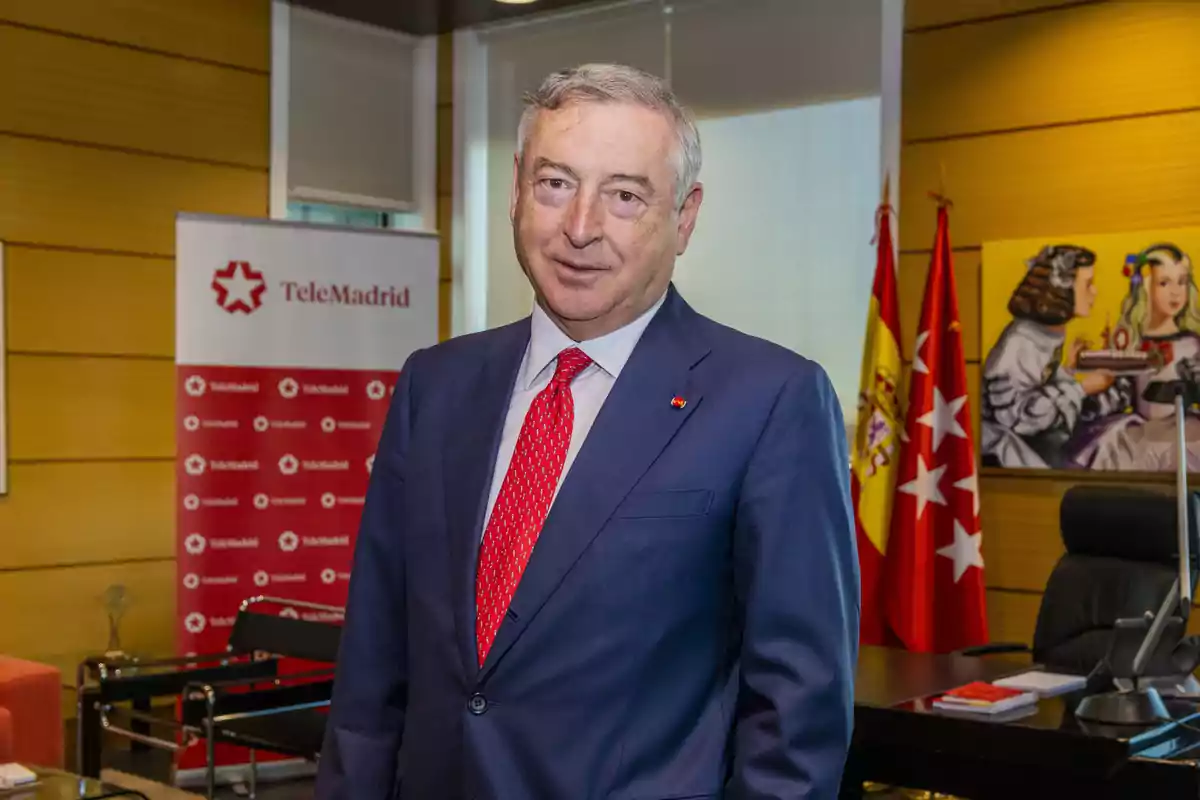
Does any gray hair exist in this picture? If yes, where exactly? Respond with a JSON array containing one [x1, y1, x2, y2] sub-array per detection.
[[516, 63, 702, 209]]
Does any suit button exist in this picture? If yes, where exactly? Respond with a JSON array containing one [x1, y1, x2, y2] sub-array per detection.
[[468, 693, 488, 715]]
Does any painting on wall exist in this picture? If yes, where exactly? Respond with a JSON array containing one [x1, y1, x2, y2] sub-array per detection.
[[980, 226, 1200, 472]]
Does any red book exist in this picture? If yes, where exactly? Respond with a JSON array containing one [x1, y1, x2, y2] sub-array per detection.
[[941, 681, 1026, 704]]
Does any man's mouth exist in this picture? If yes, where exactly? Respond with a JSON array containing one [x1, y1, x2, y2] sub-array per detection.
[[554, 258, 606, 272]]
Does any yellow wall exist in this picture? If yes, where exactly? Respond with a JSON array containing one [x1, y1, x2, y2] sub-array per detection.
[[900, 0, 1200, 639], [0, 0, 271, 686]]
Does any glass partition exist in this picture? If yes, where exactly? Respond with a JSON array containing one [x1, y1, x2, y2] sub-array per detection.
[[456, 0, 888, 417]]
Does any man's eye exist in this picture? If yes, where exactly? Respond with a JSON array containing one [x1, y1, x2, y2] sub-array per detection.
[[617, 190, 637, 203], [543, 178, 567, 189]]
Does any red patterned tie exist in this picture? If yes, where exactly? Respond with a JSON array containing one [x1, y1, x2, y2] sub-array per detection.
[[475, 347, 593, 666]]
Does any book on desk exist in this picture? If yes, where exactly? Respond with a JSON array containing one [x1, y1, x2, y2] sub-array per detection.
[[931, 671, 1088, 717], [933, 681, 1039, 715]]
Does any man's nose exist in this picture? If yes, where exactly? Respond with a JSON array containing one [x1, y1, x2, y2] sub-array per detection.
[[563, 192, 603, 249]]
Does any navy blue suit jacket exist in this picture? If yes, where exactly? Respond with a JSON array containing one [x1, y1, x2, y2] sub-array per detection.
[[316, 286, 860, 799]]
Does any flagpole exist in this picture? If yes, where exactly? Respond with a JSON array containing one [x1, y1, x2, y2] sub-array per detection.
[[927, 161, 952, 209], [855, 170, 904, 648]]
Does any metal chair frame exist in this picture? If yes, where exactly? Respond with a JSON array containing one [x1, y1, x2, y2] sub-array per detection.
[[76, 595, 343, 799]]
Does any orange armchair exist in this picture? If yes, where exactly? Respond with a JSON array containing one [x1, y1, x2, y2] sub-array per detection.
[[0, 656, 62, 767], [0, 705, 13, 762]]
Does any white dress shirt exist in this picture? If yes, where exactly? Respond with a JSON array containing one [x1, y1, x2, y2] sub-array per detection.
[[481, 292, 668, 534]]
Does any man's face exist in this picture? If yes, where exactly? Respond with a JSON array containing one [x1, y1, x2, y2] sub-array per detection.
[[511, 101, 702, 340]]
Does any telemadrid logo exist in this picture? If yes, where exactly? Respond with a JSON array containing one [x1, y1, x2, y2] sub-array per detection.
[[183, 494, 200, 511], [278, 531, 300, 552], [366, 380, 387, 400], [184, 612, 207, 634], [212, 261, 266, 315], [183, 415, 200, 432], [321, 493, 336, 509], [279, 454, 299, 475], [183, 573, 200, 590], [213, 261, 410, 315], [366, 454, 376, 474], [184, 533, 206, 555], [185, 375, 206, 397], [184, 454, 207, 476], [253, 416, 270, 432], [254, 570, 270, 587], [321, 568, 337, 585], [279, 607, 300, 620], [321, 417, 337, 433], [278, 377, 299, 399], [254, 493, 270, 510]]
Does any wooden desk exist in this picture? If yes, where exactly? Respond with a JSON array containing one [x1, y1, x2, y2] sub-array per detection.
[[847, 646, 1200, 799]]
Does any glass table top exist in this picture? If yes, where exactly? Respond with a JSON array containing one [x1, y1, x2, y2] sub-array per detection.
[[0, 768, 147, 800]]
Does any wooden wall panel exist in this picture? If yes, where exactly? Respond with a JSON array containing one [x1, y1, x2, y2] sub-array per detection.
[[0, 25, 269, 167], [897, 250, 981, 361], [0, 560, 175, 685], [0, 0, 270, 72], [898, 110, 1200, 251], [437, 105, 454, 200], [437, 32, 454, 107], [985, 589, 1042, 646], [439, 279, 453, 342], [0, 0, 268, 715], [905, 3, 1200, 141], [980, 473, 1173, 593], [6, 246, 173, 357], [7, 355, 174, 461], [905, 0, 1096, 30], [437, 32, 453, 341], [0, 135, 267, 255], [0, 461, 173, 569], [980, 475, 1066, 592], [438, 196, 454, 281]]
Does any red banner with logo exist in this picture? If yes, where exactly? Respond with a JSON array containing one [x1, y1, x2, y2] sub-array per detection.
[[173, 214, 438, 781]]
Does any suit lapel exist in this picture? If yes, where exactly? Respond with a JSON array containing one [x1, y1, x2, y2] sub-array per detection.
[[479, 288, 712, 679], [443, 320, 529, 680]]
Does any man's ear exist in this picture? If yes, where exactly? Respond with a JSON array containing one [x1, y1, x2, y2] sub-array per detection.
[[675, 183, 704, 256], [510, 153, 520, 224]]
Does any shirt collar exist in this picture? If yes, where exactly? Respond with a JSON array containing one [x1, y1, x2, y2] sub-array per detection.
[[522, 290, 668, 390]]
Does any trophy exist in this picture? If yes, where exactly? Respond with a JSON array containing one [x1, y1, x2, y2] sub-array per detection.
[[102, 584, 130, 660]]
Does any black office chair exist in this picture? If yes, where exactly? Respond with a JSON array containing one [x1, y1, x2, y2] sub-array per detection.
[[962, 485, 1200, 675], [77, 595, 343, 799]]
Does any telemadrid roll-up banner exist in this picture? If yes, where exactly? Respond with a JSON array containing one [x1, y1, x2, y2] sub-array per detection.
[[174, 213, 437, 777]]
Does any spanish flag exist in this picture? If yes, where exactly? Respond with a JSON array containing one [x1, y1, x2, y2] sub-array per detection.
[[852, 183, 904, 646]]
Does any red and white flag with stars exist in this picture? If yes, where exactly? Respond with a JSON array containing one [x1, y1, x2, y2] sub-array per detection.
[[883, 203, 988, 653]]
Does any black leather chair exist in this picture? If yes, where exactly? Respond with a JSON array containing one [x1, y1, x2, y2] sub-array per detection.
[[182, 596, 342, 798], [963, 485, 1200, 676], [77, 595, 342, 799]]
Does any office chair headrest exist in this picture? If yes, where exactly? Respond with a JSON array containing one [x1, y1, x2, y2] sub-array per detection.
[[1060, 485, 1199, 564]]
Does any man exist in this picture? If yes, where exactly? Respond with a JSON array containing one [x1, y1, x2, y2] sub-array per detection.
[[316, 63, 859, 799]]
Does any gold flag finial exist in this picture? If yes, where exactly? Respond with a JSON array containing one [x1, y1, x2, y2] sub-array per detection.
[[928, 161, 953, 208]]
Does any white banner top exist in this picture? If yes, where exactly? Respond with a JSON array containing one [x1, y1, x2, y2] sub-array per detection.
[[176, 213, 439, 370]]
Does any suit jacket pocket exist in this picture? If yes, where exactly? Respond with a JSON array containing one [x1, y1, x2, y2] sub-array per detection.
[[612, 489, 713, 519]]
